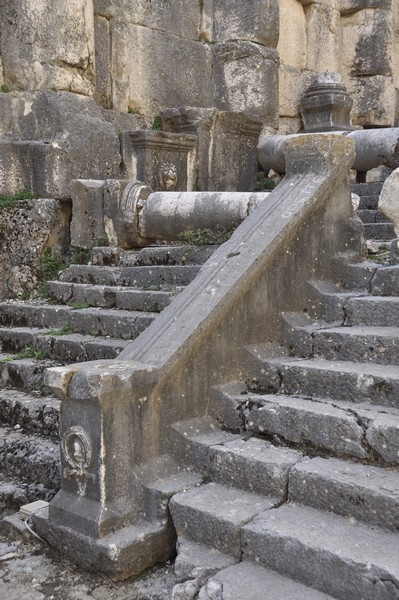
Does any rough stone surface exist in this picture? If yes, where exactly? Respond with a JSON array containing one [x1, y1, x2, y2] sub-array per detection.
[[366, 414, 399, 464], [242, 504, 399, 600], [212, 42, 279, 124], [0, 199, 70, 299], [170, 483, 277, 558], [213, 0, 279, 47], [289, 457, 399, 531]]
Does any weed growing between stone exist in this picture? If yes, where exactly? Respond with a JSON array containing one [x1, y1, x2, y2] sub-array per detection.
[[17, 346, 47, 360], [45, 323, 74, 336], [253, 177, 276, 192], [0, 84, 10, 93], [0, 190, 35, 210], [151, 115, 162, 130], [69, 301, 91, 310], [178, 224, 237, 245], [41, 249, 68, 280]]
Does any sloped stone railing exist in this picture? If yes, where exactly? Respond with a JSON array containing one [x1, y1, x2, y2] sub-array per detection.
[[34, 134, 357, 578]]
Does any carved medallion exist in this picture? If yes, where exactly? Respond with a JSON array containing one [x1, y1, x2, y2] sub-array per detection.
[[61, 426, 95, 496]]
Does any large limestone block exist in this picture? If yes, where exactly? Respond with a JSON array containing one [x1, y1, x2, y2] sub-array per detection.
[[379, 168, 399, 237], [213, 0, 279, 47], [94, 15, 112, 108], [346, 74, 396, 127], [278, 0, 307, 69], [341, 9, 394, 77], [340, 0, 393, 15], [93, 0, 201, 41], [279, 65, 312, 118], [212, 42, 279, 125], [111, 21, 212, 114], [0, 91, 122, 198], [306, 4, 341, 72], [0, 0, 94, 94]]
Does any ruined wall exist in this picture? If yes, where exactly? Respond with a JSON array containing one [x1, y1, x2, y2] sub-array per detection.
[[278, 0, 399, 133]]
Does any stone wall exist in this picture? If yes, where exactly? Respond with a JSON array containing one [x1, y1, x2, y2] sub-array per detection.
[[278, 0, 399, 133]]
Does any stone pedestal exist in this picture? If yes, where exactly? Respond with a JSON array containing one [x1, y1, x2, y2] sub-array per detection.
[[161, 107, 262, 191], [300, 72, 354, 133], [120, 130, 197, 192]]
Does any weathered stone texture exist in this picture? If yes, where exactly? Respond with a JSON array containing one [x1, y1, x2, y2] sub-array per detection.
[[212, 42, 279, 125], [279, 66, 312, 118], [111, 21, 212, 114], [0, 0, 95, 94], [346, 74, 396, 126], [0, 199, 70, 299], [0, 91, 122, 198], [94, 16, 112, 108], [213, 0, 279, 47], [305, 4, 341, 72], [278, 0, 307, 69], [341, 9, 394, 77]]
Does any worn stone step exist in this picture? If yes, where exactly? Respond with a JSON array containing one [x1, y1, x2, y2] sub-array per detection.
[[202, 561, 335, 600], [352, 182, 383, 196], [358, 195, 380, 209], [371, 265, 399, 296], [242, 504, 399, 600], [285, 317, 399, 365], [59, 264, 200, 287], [289, 456, 399, 532], [0, 388, 59, 438], [46, 281, 176, 311], [0, 357, 57, 392], [0, 326, 130, 362], [212, 382, 399, 466], [170, 482, 278, 558], [171, 417, 302, 499], [357, 209, 392, 224], [0, 427, 60, 489], [303, 280, 366, 322], [363, 222, 396, 240], [345, 295, 399, 326], [248, 354, 399, 408], [91, 244, 216, 267], [0, 303, 156, 338], [330, 257, 378, 291]]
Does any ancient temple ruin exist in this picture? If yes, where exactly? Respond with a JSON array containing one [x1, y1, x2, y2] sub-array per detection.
[[0, 2, 398, 599]]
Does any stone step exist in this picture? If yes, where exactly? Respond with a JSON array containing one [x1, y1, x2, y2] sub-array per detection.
[[212, 382, 399, 465], [171, 417, 303, 499], [371, 265, 399, 296], [289, 456, 399, 532], [242, 503, 399, 600], [358, 195, 379, 210], [91, 244, 216, 267], [201, 561, 335, 600], [345, 295, 399, 326], [0, 326, 130, 362], [0, 427, 60, 490], [0, 357, 58, 392], [0, 388, 59, 438], [59, 264, 200, 287], [285, 316, 399, 365], [46, 281, 176, 311], [357, 209, 392, 224], [0, 303, 156, 339], [248, 354, 399, 408], [170, 482, 278, 558], [303, 280, 365, 322], [330, 258, 378, 291], [363, 222, 396, 240], [352, 182, 383, 196]]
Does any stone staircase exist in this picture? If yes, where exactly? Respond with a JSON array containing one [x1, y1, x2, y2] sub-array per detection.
[[0, 244, 214, 516], [353, 181, 395, 241], [166, 257, 399, 599]]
